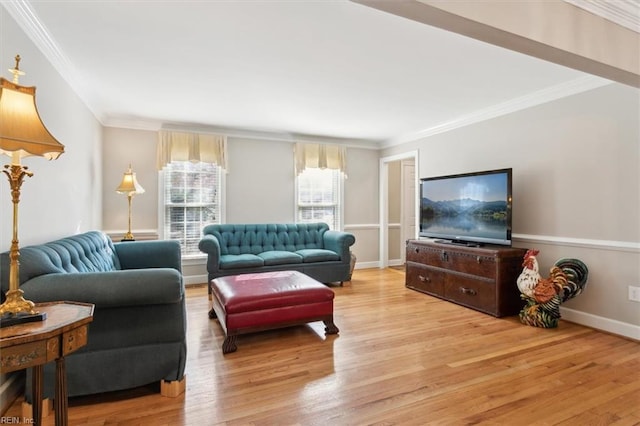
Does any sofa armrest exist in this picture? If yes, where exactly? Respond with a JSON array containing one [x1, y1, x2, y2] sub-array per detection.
[[115, 240, 182, 272], [323, 230, 356, 260], [198, 234, 221, 273], [21, 269, 184, 308]]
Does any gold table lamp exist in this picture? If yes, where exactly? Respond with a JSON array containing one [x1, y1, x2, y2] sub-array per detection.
[[116, 164, 145, 241], [0, 55, 65, 326]]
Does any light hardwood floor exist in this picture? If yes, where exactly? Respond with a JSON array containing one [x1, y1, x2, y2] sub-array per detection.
[[5, 268, 640, 425]]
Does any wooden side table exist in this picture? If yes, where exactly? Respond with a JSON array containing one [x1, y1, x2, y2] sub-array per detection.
[[0, 301, 94, 426]]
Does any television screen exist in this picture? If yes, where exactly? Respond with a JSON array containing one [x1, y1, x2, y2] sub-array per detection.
[[419, 168, 512, 246]]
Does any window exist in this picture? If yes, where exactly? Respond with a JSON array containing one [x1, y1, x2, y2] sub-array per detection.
[[161, 161, 222, 256], [296, 168, 343, 230]]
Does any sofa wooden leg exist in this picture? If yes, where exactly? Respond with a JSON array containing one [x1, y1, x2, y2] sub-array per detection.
[[22, 398, 53, 419], [161, 376, 186, 398]]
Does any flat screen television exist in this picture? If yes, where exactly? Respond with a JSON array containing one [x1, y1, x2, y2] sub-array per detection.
[[419, 168, 512, 247]]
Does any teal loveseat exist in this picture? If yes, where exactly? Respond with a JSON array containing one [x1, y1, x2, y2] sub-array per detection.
[[0, 231, 187, 401], [199, 223, 355, 287]]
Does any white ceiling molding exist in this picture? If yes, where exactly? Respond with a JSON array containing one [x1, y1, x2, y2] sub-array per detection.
[[0, 1, 69, 69], [1, 0, 102, 121], [382, 75, 613, 148], [563, 0, 640, 33], [101, 117, 162, 132], [102, 118, 379, 149], [156, 123, 380, 150]]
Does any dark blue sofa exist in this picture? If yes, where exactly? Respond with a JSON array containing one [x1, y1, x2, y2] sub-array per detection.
[[0, 231, 187, 400], [199, 223, 355, 287]]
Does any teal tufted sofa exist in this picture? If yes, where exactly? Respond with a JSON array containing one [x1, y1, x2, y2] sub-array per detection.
[[199, 223, 355, 287], [0, 231, 187, 401]]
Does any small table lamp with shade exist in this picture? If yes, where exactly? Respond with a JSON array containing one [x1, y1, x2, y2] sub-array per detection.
[[0, 55, 65, 327]]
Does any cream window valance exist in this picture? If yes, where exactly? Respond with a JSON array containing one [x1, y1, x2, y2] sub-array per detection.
[[157, 130, 228, 171], [294, 142, 347, 177]]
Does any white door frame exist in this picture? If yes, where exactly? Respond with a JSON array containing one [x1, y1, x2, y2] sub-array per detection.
[[379, 150, 419, 268], [400, 159, 416, 264]]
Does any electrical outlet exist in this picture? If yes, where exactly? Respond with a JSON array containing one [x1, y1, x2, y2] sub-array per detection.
[[628, 286, 640, 302]]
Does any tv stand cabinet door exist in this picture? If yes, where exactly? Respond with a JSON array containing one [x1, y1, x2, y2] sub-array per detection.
[[406, 262, 445, 297]]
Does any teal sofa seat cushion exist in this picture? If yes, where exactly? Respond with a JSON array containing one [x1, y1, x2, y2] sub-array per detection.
[[220, 254, 264, 269], [258, 251, 303, 266], [296, 249, 340, 263]]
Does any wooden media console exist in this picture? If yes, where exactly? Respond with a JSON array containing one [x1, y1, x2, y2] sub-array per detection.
[[405, 239, 527, 317]]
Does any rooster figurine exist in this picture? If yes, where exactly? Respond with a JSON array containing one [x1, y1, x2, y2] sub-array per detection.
[[517, 249, 589, 328]]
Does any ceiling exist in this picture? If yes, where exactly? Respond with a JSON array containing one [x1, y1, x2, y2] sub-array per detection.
[[2, 0, 626, 147]]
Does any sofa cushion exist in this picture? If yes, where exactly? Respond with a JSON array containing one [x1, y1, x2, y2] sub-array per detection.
[[258, 251, 303, 266], [296, 249, 340, 263], [220, 254, 264, 270]]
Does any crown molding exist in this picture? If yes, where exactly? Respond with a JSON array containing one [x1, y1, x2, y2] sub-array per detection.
[[159, 122, 382, 149], [1, 0, 71, 72], [102, 117, 163, 132], [382, 75, 613, 148], [1, 0, 103, 121], [101, 117, 381, 149]]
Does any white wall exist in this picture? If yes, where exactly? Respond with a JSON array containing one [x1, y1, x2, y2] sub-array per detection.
[[343, 147, 380, 266], [0, 9, 103, 251], [226, 137, 297, 223], [382, 83, 640, 333]]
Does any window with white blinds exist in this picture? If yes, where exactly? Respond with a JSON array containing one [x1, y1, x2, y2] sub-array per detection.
[[162, 161, 222, 256], [296, 167, 343, 230]]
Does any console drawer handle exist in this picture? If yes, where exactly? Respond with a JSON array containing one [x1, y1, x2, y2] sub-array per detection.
[[418, 275, 430, 283], [459, 287, 477, 295]]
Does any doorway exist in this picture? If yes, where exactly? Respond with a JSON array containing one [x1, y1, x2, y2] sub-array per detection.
[[379, 151, 419, 268]]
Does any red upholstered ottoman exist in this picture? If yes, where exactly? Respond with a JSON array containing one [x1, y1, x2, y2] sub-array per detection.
[[209, 271, 339, 354]]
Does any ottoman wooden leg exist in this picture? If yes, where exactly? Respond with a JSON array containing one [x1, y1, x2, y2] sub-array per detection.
[[324, 318, 339, 335], [222, 335, 238, 354], [208, 308, 217, 319]]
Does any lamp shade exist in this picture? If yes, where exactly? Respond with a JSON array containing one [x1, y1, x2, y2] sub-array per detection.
[[116, 165, 145, 196], [0, 77, 65, 161]]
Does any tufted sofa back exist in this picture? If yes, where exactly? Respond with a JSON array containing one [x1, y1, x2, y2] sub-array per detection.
[[201, 223, 329, 255], [1, 231, 121, 290]]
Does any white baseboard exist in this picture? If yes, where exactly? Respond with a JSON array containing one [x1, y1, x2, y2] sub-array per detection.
[[560, 307, 640, 340], [354, 260, 404, 269], [354, 261, 380, 270], [184, 274, 208, 286]]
